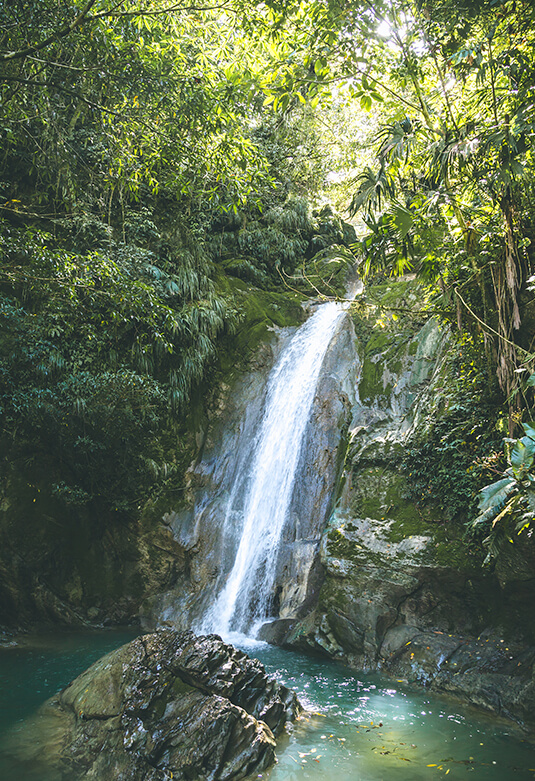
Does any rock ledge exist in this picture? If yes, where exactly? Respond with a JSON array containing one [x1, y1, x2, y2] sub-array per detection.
[[2, 630, 301, 781]]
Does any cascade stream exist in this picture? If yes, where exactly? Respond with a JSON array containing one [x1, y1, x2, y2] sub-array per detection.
[[201, 301, 347, 639], [2, 299, 535, 781]]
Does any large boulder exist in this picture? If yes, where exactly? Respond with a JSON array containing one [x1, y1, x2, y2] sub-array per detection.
[[1, 630, 301, 781], [276, 279, 535, 728]]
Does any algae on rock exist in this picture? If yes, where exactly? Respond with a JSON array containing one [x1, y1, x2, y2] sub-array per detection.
[[280, 277, 535, 727]]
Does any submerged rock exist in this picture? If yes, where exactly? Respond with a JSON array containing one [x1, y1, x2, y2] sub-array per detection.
[[2, 630, 301, 781]]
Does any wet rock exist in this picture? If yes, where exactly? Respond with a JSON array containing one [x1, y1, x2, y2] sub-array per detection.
[[257, 618, 296, 645], [284, 445, 535, 726], [282, 279, 535, 727], [385, 630, 535, 726], [2, 630, 301, 781], [145, 309, 358, 632]]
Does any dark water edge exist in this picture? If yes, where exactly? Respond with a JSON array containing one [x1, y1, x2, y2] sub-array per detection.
[[0, 629, 138, 734], [1, 629, 535, 781]]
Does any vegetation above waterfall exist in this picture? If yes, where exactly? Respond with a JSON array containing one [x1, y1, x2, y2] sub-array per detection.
[[1, 0, 534, 570]]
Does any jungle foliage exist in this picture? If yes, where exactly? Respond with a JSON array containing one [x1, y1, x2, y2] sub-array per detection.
[[0, 0, 359, 514], [468, 403, 535, 562], [1, 0, 534, 546]]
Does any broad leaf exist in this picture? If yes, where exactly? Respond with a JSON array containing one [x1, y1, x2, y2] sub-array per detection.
[[392, 204, 414, 239], [510, 438, 535, 478], [477, 477, 517, 513]]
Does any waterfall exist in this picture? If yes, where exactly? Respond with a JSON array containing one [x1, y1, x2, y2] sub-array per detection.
[[201, 301, 347, 640]]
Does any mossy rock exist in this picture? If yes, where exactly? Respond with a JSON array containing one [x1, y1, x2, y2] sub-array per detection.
[[346, 466, 483, 571], [214, 273, 305, 377]]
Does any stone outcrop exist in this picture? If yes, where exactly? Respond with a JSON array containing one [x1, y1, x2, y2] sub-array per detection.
[[1, 630, 301, 781], [283, 512, 535, 727], [144, 305, 358, 632], [266, 278, 535, 728]]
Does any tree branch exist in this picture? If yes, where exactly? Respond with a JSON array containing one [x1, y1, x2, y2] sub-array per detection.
[[0, 0, 99, 63], [0, 76, 125, 117], [87, 1, 237, 20]]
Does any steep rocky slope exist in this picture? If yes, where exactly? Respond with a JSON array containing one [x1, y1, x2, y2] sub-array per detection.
[[274, 279, 535, 727]]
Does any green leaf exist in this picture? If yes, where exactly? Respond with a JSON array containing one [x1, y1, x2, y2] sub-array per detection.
[[522, 421, 535, 441], [478, 477, 517, 513], [278, 93, 290, 113], [314, 57, 327, 75], [392, 205, 414, 238], [510, 438, 535, 478]]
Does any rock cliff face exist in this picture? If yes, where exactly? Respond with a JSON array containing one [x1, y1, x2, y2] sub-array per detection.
[[267, 279, 535, 728], [0, 283, 305, 634], [1, 630, 301, 781], [144, 306, 358, 632]]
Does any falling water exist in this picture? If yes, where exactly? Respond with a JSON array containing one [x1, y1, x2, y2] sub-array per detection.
[[202, 301, 347, 639]]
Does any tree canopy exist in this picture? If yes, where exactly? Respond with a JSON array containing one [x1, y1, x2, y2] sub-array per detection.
[[1, 0, 534, 540]]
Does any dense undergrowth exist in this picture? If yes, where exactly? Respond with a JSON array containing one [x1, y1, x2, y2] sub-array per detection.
[[401, 342, 506, 524], [0, 194, 355, 518], [350, 277, 507, 532], [0, 0, 534, 629]]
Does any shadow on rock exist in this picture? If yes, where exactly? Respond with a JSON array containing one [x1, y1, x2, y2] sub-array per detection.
[[1, 629, 302, 781]]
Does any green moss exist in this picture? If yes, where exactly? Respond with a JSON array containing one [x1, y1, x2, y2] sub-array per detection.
[[319, 578, 351, 612], [327, 527, 358, 560], [365, 331, 391, 354], [350, 468, 413, 519], [212, 275, 305, 381], [345, 463, 484, 571], [358, 358, 383, 403]]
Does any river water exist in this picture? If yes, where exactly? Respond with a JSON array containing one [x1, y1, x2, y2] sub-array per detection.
[[2, 305, 534, 778], [243, 639, 535, 781], [1, 630, 535, 780]]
